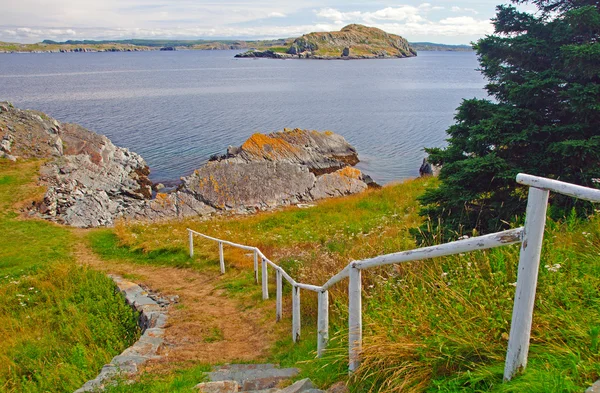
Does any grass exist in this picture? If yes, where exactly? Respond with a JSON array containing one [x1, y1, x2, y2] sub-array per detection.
[[0, 159, 140, 393], [102, 363, 211, 392], [110, 176, 599, 392]]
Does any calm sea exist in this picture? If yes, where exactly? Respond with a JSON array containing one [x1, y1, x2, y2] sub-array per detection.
[[0, 50, 486, 185]]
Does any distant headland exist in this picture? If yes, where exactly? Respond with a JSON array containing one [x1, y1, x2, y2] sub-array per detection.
[[0, 24, 472, 54]]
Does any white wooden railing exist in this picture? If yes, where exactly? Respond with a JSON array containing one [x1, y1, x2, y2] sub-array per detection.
[[186, 173, 600, 382]]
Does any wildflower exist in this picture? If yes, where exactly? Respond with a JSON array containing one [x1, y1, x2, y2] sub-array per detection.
[[16, 294, 24, 298], [545, 264, 561, 272], [592, 178, 600, 184], [28, 287, 34, 291], [441, 272, 449, 278], [510, 282, 517, 287]]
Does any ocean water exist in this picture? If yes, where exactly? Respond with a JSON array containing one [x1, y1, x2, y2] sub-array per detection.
[[0, 50, 487, 185]]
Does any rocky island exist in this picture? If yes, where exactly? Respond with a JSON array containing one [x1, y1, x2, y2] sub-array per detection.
[[235, 24, 417, 60], [0, 102, 373, 227]]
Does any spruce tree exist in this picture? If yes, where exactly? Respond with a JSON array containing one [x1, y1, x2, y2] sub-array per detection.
[[417, 0, 600, 243]]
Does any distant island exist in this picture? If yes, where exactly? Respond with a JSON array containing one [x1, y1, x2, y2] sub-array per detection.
[[0, 25, 472, 55], [235, 24, 416, 60]]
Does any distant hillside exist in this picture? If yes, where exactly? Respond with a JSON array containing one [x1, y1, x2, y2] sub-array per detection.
[[1, 31, 469, 54], [237, 24, 417, 60], [410, 42, 473, 51]]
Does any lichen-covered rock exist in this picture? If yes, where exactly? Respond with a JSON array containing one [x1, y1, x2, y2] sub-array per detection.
[[183, 162, 316, 211], [212, 128, 359, 175], [310, 167, 368, 200], [180, 129, 371, 212]]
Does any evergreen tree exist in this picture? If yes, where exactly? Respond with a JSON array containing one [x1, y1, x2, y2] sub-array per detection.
[[417, 0, 600, 243]]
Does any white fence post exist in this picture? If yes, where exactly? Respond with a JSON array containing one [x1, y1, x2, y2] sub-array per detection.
[[218, 241, 225, 274], [254, 249, 259, 284], [348, 264, 362, 372], [292, 285, 301, 342], [317, 290, 329, 357], [188, 230, 194, 258], [276, 270, 283, 321], [262, 258, 269, 300], [504, 187, 550, 381]]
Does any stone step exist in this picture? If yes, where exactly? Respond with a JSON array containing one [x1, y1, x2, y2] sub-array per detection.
[[195, 378, 325, 393], [207, 364, 300, 391]]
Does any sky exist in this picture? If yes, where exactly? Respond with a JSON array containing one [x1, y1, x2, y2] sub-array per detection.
[[0, 0, 536, 45]]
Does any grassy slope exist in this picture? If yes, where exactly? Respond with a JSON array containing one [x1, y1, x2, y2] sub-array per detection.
[[107, 177, 599, 392], [0, 159, 140, 393]]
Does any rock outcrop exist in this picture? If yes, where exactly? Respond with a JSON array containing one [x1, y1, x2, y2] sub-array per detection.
[[1, 103, 373, 226], [236, 24, 417, 60], [419, 157, 441, 177], [180, 129, 372, 212]]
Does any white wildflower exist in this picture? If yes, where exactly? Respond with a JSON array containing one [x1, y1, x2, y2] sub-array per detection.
[[510, 282, 517, 287]]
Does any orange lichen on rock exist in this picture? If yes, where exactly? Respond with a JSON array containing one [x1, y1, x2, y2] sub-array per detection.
[[337, 166, 362, 179], [241, 133, 301, 160]]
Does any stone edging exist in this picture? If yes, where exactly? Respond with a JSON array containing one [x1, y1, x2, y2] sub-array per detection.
[[74, 275, 169, 392]]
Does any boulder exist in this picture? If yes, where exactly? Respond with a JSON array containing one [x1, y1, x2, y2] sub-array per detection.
[[182, 161, 316, 211], [180, 129, 371, 212], [419, 157, 441, 177], [212, 129, 359, 175]]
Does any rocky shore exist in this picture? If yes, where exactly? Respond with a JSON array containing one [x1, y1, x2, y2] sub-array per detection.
[[0, 103, 373, 227]]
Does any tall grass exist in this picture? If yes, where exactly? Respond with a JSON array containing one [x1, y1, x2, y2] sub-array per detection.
[[0, 159, 140, 392], [110, 176, 599, 392]]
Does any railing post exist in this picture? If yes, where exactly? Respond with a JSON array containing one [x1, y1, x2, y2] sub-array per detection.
[[262, 258, 269, 300], [188, 230, 194, 258], [254, 249, 259, 284], [292, 285, 301, 342], [218, 241, 225, 274], [317, 289, 329, 357], [276, 269, 282, 321], [348, 264, 362, 372], [504, 187, 550, 381]]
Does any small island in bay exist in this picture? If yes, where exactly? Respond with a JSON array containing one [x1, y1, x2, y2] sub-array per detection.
[[235, 24, 417, 60]]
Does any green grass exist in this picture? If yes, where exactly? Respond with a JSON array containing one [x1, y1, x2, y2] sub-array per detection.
[[103, 363, 211, 392], [0, 159, 140, 393], [109, 176, 600, 392]]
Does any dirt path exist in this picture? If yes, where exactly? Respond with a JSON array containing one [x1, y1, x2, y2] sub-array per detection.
[[71, 230, 277, 372]]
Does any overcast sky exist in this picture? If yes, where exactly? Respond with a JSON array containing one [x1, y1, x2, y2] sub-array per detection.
[[1, 0, 536, 45]]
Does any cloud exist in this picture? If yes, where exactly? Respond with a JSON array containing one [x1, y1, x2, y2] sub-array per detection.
[[316, 6, 424, 24], [452, 6, 479, 14], [314, 5, 492, 38], [267, 12, 287, 18]]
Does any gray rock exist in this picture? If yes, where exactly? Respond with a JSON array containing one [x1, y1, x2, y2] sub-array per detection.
[[207, 364, 300, 391], [587, 380, 600, 393], [183, 161, 316, 211], [180, 129, 370, 213], [310, 167, 368, 200], [419, 157, 441, 177], [280, 378, 316, 393]]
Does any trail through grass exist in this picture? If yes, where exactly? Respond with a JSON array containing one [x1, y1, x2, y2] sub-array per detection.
[[112, 176, 599, 392]]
